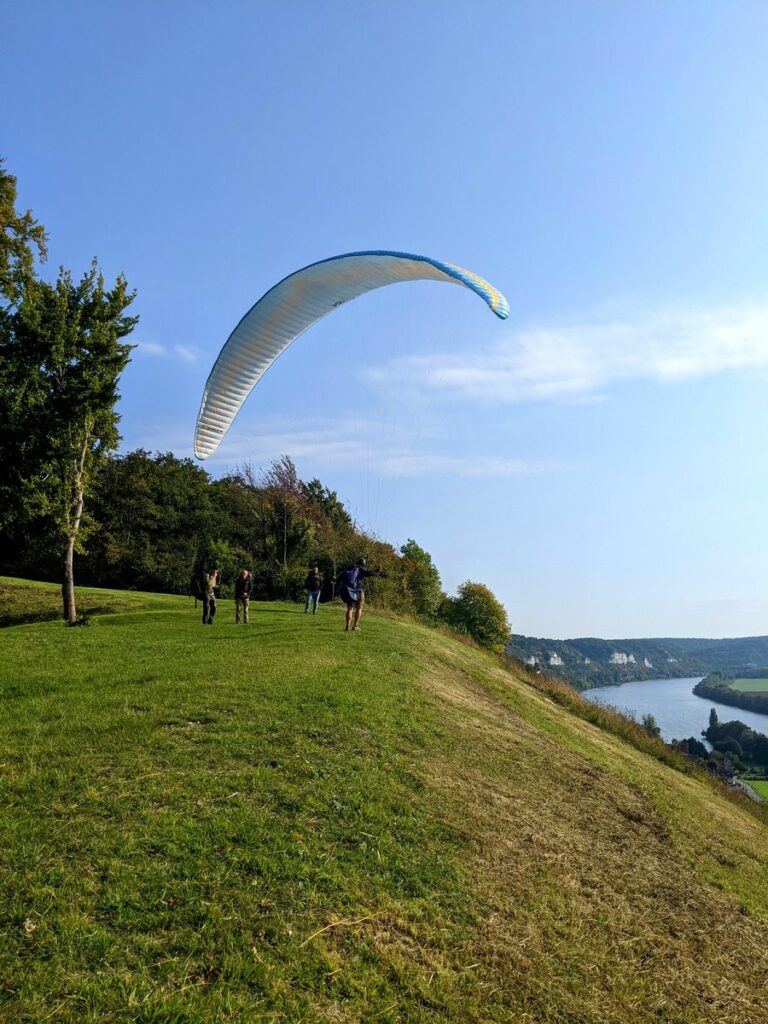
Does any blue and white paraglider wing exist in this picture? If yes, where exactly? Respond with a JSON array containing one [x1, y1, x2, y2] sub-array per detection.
[[194, 250, 510, 460]]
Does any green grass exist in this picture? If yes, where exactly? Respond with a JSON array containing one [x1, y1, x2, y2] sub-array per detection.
[[730, 678, 768, 692], [2, 578, 768, 1023], [0, 576, 177, 627], [750, 780, 768, 798]]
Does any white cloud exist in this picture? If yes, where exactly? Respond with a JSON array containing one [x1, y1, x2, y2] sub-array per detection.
[[135, 341, 200, 363], [137, 341, 167, 356], [365, 304, 768, 403], [173, 344, 200, 363], [185, 420, 558, 479]]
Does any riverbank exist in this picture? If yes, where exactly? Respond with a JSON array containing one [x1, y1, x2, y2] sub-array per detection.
[[694, 673, 768, 715]]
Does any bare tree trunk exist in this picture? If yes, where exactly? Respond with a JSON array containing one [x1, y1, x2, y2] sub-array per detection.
[[62, 434, 88, 625], [282, 502, 288, 599], [62, 534, 77, 624]]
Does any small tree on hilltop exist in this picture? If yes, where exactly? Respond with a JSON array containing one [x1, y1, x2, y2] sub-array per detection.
[[10, 262, 137, 623], [441, 581, 511, 653], [400, 538, 442, 619]]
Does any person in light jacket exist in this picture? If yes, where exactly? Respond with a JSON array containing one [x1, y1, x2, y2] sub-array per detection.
[[202, 568, 220, 625], [234, 569, 252, 624]]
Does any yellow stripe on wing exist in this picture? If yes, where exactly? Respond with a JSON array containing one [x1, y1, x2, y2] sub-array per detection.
[[446, 262, 501, 311]]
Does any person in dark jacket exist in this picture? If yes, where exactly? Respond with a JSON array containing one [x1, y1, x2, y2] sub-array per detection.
[[191, 571, 204, 609], [234, 569, 252, 624], [304, 562, 323, 615], [337, 558, 383, 632], [202, 568, 220, 624]]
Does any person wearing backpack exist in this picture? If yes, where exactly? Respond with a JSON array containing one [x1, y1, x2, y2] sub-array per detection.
[[304, 562, 323, 615], [336, 558, 383, 632]]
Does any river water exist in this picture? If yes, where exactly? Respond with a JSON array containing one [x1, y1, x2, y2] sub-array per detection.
[[581, 676, 768, 743]]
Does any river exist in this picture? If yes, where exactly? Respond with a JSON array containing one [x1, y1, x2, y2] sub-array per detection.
[[581, 676, 768, 744]]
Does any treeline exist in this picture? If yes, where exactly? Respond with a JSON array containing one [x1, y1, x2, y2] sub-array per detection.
[[693, 673, 768, 716], [689, 708, 768, 774], [1, 449, 433, 607], [0, 447, 512, 650]]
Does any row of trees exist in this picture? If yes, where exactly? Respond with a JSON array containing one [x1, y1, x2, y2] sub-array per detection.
[[1, 444, 511, 648], [0, 158, 512, 650], [700, 708, 768, 771], [664, 708, 768, 779]]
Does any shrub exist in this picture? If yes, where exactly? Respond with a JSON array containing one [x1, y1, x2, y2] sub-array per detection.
[[440, 581, 511, 653]]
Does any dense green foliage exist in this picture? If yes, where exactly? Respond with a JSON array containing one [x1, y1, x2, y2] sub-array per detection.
[[0, 157, 47, 312], [0, 159, 48, 531], [702, 708, 768, 771], [440, 581, 511, 652], [398, 538, 442, 618], [665, 707, 768, 780], [3, 580, 768, 1023], [0, 448, 505, 631]]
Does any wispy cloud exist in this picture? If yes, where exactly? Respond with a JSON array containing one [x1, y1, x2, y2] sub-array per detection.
[[365, 304, 768, 403], [137, 341, 167, 357], [173, 344, 200, 363], [151, 418, 559, 479], [135, 341, 200, 363]]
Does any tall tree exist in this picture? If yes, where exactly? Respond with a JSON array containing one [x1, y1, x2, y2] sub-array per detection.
[[400, 538, 443, 618], [259, 456, 310, 593], [10, 261, 137, 622], [0, 157, 47, 310], [0, 159, 48, 535]]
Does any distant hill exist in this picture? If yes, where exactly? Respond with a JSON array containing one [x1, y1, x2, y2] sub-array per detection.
[[507, 633, 768, 690]]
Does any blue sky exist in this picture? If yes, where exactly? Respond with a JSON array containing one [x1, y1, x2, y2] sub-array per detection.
[[3, 0, 767, 638]]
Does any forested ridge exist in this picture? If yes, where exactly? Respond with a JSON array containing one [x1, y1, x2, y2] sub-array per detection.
[[508, 633, 768, 690]]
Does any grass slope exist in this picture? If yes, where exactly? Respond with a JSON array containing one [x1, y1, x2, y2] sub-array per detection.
[[0, 577, 175, 628], [2, 579, 768, 1023]]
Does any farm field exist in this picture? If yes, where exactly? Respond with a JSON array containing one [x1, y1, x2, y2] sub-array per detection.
[[749, 780, 768, 798], [2, 578, 768, 1023], [730, 678, 768, 692]]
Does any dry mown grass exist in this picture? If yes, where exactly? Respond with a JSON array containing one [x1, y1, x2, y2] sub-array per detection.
[[414, 642, 768, 1024]]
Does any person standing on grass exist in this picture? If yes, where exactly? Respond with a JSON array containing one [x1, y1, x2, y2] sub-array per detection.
[[337, 558, 383, 632], [235, 569, 252, 624], [202, 568, 220, 625], [304, 562, 323, 615]]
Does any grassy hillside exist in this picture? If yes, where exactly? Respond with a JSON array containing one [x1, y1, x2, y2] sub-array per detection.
[[2, 578, 768, 1023], [0, 577, 175, 628]]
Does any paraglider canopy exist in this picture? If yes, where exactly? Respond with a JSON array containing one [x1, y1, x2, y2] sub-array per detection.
[[194, 250, 510, 460]]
